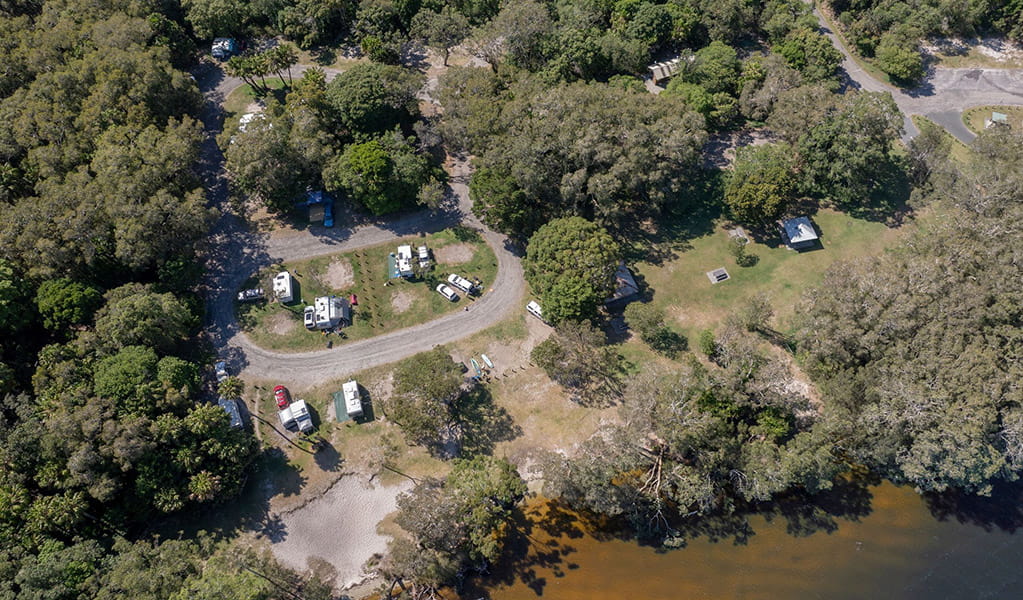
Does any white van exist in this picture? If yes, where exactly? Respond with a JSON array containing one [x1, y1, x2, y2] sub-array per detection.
[[447, 273, 475, 294], [526, 301, 545, 322]]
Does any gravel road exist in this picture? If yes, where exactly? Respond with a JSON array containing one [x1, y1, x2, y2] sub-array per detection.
[[195, 62, 525, 385]]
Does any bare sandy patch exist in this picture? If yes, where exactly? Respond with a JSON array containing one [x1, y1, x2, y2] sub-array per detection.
[[322, 258, 354, 290], [390, 290, 414, 314], [270, 474, 412, 589], [268, 312, 297, 335], [435, 242, 476, 265]]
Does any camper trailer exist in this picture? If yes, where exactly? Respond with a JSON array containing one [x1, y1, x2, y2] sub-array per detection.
[[342, 380, 363, 418], [273, 271, 294, 303], [396, 245, 414, 278], [290, 400, 314, 433]]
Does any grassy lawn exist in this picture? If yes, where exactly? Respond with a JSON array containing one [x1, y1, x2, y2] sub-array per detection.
[[911, 115, 974, 164], [237, 227, 498, 352], [635, 209, 905, 340], [963, 105, 1023, 134]]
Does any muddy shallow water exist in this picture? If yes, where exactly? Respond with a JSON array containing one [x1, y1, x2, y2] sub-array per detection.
[[467, 480, 1023, 599]]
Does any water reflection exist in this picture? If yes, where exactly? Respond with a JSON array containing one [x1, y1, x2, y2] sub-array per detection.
[[466, 479, 1023, 600]]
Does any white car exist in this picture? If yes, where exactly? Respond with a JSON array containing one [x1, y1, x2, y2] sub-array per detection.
[[303, 306, 315, 329], [447, 273, 476, 295], [436, 284, 459, 301]]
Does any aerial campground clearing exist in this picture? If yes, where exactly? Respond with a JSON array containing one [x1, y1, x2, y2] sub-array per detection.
[[220, 165, 927, 598]]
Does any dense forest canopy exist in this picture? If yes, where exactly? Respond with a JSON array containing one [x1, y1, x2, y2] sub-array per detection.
[[2, 0, 1023, 596]]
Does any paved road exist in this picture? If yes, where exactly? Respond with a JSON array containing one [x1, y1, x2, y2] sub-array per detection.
[[813, 5, 1023, 143], [195, 62, 525, 385]]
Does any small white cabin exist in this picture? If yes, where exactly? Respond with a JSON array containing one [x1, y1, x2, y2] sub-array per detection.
[[273, 271, 294, 303], [342, 380, 363, 418]]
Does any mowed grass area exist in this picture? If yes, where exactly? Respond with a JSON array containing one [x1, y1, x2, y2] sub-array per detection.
[[636, 209, 905, 339], [963, 105, 1023, 134], [238, 227, 497, 352]]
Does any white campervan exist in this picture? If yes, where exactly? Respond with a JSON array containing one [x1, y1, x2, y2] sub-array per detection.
[[526, 300, 545, 322], [342, 380, 363, 418], [272, 271, 294, 303]]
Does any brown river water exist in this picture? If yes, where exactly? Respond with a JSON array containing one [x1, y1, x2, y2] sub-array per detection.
[[465, 480, 1023, 600]]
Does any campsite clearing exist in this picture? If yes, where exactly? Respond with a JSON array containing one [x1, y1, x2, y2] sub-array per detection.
[[237, 228, 497, 352]]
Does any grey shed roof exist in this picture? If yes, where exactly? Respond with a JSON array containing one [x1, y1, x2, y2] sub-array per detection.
[[218, 397, 244, 429], [782, 217, 819, 244]]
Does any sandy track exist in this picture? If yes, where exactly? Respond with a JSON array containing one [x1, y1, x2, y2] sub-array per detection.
[[271, 475, 412, 589]]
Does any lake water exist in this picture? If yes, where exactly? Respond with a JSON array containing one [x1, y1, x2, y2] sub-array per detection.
[[467, 480, 1023, 599]]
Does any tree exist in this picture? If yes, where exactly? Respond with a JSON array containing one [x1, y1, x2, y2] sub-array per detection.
[[182, 0, 249, 39], [454, 79, 706, 239], [766, 84, 836, 143], [684, 40, 741, 95], [796, 91, 904, 206], [224, 111, 318, 211], [217, 376, 244, 399], [385, 348, 464, 447], [724, 142, 797, 224], [264, 44, 299, 87], [524, 217, 621, 325], [532, 320, 624, 404], [92, 284, 195, 355], [469, 0, 552, 71], [794, 134, 1023, 494], [738, 53, 803, 122], [93, 345, 163, 417], [663, 80, 737, 130], [383, 456, 526, 593], [623, 2, 674, 51], [874, 34, 925, 83], [324, 63, 423, 138], [35, 278, 103, 332], [624, 302, 687, 357], [277, 0, 354, 49], [322, 131, 436, 215], [774, 28, 842, 84], [0, 259, 31, 335], [411, 8, 470, 66]]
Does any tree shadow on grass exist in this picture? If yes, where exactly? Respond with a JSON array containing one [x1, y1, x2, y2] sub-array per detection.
[[454, 386, 523, 458], [834, 160, 914, 226], [620, 169, 726, 266]]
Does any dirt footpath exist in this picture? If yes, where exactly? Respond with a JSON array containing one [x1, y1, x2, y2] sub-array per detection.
[[271, 474, 412, 589]]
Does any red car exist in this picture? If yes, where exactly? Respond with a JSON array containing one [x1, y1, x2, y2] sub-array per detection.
[[273, 385, 291, 409]]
